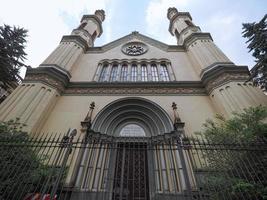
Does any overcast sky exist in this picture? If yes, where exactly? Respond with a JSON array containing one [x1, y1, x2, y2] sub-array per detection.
[[0, 0, 266, 77]]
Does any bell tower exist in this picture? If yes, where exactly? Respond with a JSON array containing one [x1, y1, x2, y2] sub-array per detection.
[[0, 10, 106, 133], [167, 7, 232, 74], [167, 7, 201, 45], [71, 9, 105, 47], [167, 7, 267, 117], [40, 10, 105, 72]]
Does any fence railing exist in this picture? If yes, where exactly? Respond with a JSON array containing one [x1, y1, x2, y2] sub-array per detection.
[[0, 130, 266, 200]]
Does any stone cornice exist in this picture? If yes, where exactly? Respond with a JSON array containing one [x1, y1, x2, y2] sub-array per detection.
[[201, 64, 250, 94], [24, 67, 70, 93], [64, 81, 206, 96], [60, 35, 88, 50], [183, 32, 213, 48]]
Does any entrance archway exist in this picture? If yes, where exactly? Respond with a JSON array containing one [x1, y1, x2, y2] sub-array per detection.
[[72, 98, 194, 200], [91, 97, 173, 136]]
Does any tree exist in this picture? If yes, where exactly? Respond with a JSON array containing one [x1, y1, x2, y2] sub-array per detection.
[[242, 15, 267, 90], [0, 119, 65, 199], [0, 25, 28, 90], [197, 105, 267, 143], [195, 106, 267, 199]]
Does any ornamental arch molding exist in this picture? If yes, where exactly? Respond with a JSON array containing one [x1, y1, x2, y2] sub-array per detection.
[[91, 97, 173, 136]]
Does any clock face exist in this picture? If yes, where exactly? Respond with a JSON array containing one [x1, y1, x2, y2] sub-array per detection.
[[122, 42, 148, 56]]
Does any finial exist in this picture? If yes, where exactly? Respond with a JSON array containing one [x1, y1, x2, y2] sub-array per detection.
[[132, 31, 139, 35], [172, 102, 181, 123], [81, 101, 95, 131], [167, 7, 178, 20], [172, 102, 185, 132], [95, 10, 105, 22]]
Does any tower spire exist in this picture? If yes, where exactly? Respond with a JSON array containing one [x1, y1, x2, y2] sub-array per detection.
[[167, 7, 200, 45], [72, 9, 105, 47]]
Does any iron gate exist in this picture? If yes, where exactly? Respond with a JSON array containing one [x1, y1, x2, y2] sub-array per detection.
[[0, 130, 266, 200], [112, 142, 149, 200]]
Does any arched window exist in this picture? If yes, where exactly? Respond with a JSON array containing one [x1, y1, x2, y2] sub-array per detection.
[[120, 124, 146, 137], [151, 64, 159, 81], [131, 64, 137, 82], [141, 64, 148, 81], [160, 64, 170, 81], [99, 65, 108, 82], [121, 64, 128, 81], [110, 65, 118, 82]]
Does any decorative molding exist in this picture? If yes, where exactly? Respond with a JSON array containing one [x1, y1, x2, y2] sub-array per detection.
[[201, 65, 250, 94], [183, 32, 213, 48], [200, 62, 234, 78], [98, 58, 171, 65], [39, 64, 71, 79], [86, 32, 185, 54], [24, 67, 70, 93], [121, 42, 148, 56], [64, 81, 206, 95], [60, 35, 88, 50]]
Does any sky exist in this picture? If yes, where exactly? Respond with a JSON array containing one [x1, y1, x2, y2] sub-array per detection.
[[0, 0, 266, 77]]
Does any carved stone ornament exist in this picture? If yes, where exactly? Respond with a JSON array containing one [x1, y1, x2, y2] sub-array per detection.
[[122, 42, 148, 56]]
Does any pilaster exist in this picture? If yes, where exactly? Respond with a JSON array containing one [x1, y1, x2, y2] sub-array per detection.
[[0, 67, 70, 133], [202, 64, 267, 117]]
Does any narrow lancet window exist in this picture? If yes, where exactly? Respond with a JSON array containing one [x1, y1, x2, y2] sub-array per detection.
[[151, 64, 159, 81], [141, 64, 148, 81], [99, 65, 108, 82], [110, 65, 118, 82], [131, 64, 137, 82], [161, 64, 170, 81], [121, 64, 128, 81]]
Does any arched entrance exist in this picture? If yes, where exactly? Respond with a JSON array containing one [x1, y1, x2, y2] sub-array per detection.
[[92, 98, 173, 200], [91, 97, 173, 136], [72, 98, 194, 200]]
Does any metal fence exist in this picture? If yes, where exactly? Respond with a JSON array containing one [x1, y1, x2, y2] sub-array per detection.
[[0, 130, 266, 200]]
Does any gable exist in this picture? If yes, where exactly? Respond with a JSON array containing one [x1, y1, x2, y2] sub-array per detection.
[[86, 31, 185, 53]]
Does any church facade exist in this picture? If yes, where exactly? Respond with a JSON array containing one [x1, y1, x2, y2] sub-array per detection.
[[0, 7, 266, 200]]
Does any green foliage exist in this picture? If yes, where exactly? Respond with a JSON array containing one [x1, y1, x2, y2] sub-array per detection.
[[0, 119, 64, 199], [242, 15, 267, 90], [196, 105, 267, 143], [195, 106, 267, 199], [0, 24, 28, 89]]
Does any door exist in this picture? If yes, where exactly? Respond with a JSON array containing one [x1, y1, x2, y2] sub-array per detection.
[[112, 142, 149, 200]]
